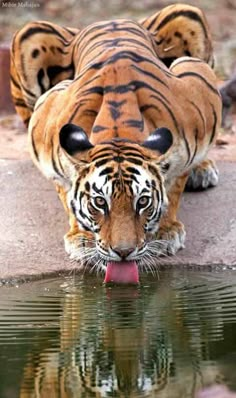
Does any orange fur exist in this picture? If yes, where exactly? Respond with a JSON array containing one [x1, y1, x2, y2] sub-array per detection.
[[10, 6, 222, 264]]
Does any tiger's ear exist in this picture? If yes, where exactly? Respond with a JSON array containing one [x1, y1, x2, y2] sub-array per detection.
[[59, 123, 94, 156], [142, 127, 173, 154]]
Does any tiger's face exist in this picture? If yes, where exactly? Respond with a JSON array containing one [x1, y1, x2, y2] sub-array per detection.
[[60, 123, 173, 281], [71, 150, 167, 261]]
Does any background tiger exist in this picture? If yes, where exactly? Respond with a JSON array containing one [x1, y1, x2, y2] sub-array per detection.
[[10, 4, 222, 283]]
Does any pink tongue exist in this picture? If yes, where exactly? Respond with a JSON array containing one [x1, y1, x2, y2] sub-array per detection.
[[104, 261, 139, 284]]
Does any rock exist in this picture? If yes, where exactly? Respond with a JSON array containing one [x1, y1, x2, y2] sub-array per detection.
[[220, 74, 236, 125], [0, 46, 15, 113]]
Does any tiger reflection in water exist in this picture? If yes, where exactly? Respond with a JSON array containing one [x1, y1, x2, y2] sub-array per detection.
[[19, 276, 230, 398]]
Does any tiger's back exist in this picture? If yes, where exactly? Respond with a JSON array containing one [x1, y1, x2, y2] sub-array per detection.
[[26, 18, 221, 189], [10, 3, 214, 128]]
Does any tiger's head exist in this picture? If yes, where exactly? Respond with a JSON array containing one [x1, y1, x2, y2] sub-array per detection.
[[60, 124, 173, 283]]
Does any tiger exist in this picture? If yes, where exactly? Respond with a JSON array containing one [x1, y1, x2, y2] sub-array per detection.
[[10, 5, 222, 283], [140, 3, 214, 68]]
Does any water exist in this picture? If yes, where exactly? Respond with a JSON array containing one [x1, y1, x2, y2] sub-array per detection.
[[0, 270, 236, 398]]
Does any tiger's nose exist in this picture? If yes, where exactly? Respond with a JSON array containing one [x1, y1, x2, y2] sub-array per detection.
[[112, 246, 135, 260]]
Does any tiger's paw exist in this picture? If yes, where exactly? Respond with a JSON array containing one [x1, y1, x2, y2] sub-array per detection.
[[185, 159, 219, 191], [156, 220, 186, 256]]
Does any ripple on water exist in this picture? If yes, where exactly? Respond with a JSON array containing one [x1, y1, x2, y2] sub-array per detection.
[[0, 270, 236, 397]]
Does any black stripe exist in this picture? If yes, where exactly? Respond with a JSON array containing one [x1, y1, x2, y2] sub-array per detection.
[[78, 209, 93, 227], [83, 86, 103, 96], [62, 26, 78, 36], [140, 104, 161, 113], [109, 106, 121, 121], [55, 47, 70, 55], [126, 174, 139, 184], [70, 200, 76, 216], [76, 21, 137, 54], [188, 128, 198, 166], [92, 183, 103, 194], [122, 151, 144, 159], [99, 167, 113, 176], [20, 26, 55, 43], [21, 82, 37, 99], [125, 118, 144, 132], [149, 165, 161, 181], [91, 153, 112, 163], [126, 166, 141, 175], [85, 79, 163, 96], [131, 64, 169, 88], [209, 104, 218, 144], [68, 101, 84, 123], [40, 22, 71, 45], [74, 74, 100, 89], [144, 13, 160, 31], [189, 100, 206, 136], [12, 98, 27, 108], [158, 180, 164, 207], [57, 146, 65, 174], [20, 23, 69, 44], [181, 127, 191, 167], [105, 25, 148, 41], [95, 158, 113, 168], [93, 125, 108, 133], [90, 148, 113, 160], [107, 100, 127, 108], [105, 36, 153, 51], [74, 29, 107, 51], [30, 124, 39, 161], [177, 72, 219, 95], [10, 74, 21, 90], [156, 10, 208, 38], [79, 223, 91, 232], [74, 178, 80, 199], [149, 94, 178, 130], [51, 139, 64, 179], [126, 157, 143, 165], [89, 50, 172, 76]]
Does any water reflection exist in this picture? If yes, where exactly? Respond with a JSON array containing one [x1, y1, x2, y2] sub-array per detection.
[[0, 270, 236, 397]]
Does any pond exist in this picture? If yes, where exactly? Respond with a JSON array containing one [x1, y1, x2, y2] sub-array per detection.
[[0, 270, 236, 398]]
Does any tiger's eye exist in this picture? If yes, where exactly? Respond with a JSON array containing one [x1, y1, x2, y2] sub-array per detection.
[[94, 196, 106, 207], [137, 196, 150, 208]]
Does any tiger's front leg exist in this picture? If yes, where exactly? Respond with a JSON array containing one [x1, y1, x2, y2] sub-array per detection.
[[55, 184, 94, 261], [156, 174, 189, 256]]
